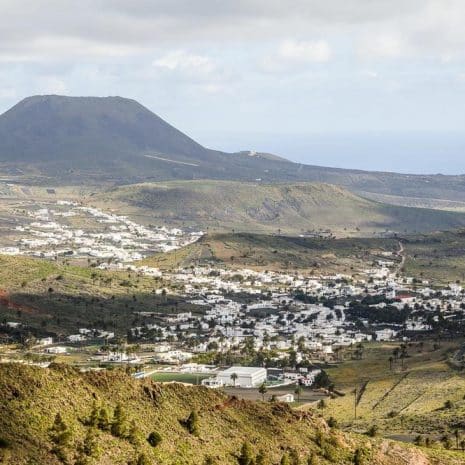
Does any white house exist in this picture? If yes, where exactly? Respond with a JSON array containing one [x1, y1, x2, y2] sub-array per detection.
[[275, 393, 294, 403], [216, 366, 267, 388]]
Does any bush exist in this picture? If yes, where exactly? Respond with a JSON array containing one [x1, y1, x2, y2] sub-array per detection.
[[97, 407, 111, 431], [353, 448, 369, 465], [366, 425, 378, 437], [238, 441, 254, 465], [147, 431, 162, 447], [0, 437, 10, 449], [111, 403, 128, 438], [327, 416, 338, 428], [307, 453, 318, 465], [185, 410, 199, 436]]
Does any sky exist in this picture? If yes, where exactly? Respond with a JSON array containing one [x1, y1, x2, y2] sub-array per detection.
[[1, 0, 465, 174]]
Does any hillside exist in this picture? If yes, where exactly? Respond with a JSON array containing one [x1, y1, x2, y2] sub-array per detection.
[[0, 363, 462, 465], [97, 181, 465, 235], [3, 95, 465, 204], [143, 232, 400, 274], [324, 340, 465, 442], [0, 254, 199, 337]]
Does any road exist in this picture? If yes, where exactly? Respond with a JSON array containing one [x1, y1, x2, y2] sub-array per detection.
[[396, 240, 406, 274]]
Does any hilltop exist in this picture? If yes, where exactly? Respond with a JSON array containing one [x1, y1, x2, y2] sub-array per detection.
[[97, 180, 465, 235], [0, 363, 462, 465]]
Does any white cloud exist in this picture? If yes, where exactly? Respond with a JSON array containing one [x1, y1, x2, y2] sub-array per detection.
[[277, 39, 332, 63], [262, 39, 331, 73], [153, 50, 216, 77], [359, 35, 406, 59]]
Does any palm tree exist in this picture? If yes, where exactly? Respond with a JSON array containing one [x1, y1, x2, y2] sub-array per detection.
[[230, 372, 238, 387], [258, 382, 268, 401], [294, 385, 303, 402], [388, 356, 394, 371]]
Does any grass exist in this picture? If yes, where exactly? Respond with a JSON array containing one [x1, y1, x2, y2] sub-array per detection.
[[144, 232, 400, 273], [2, 363, 465, 464], [400, 230, 465, 285], [96, 180, 465, 235], [0, 254, 204, 337], [323, 340, 465, 439], [150, 372, 211, 385]]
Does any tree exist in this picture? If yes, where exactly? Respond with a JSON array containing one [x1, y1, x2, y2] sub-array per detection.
[[444, 399, 454, 410], [258, 382, 268, 401], [307, 453, 318, 465], [238, 441, 254, 465], [185, 410, 199, 436], [98, 406, 111, 431], [49, 413, 72, 460], [366, 425, 378, 437], [353, 448, 365, 465], [81, 427, 100, 458], [131, 453, 151, 465], [111, 403, 128, 438], [317, 399, 326, 409], [327, 417, 338, 428], [128, 420, 141, 445], [49, 413, 72, 447], [231, 372, 238, 387], [88, 402, 99, 427], [147, 431, 162, 447], [294, 386, 303, 402]]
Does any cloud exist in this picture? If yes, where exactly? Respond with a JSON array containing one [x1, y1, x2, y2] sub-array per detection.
[[0, 0, 464, 63], [262, 39, 331, 73], [277, 39, 331, 63], [359, 35, 406, 59], [153, 51, 216, 76]]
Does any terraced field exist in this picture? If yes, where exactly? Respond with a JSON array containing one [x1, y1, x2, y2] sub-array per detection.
[[324, 341, 465, 439]]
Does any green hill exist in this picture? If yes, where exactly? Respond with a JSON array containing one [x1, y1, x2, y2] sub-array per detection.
[[98, 180, 465, 235], [0, 254, 198, 338], [143, 232, 399, 274], [0, 363, 461, 465]]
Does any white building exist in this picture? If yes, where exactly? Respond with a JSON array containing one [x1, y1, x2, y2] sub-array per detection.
[[216, 366, 267, 388]]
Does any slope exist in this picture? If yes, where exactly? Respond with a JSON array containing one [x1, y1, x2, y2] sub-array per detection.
[[97, 180, 465, 235], [0, 363, 462, 465], [143, 232, 400, 273]]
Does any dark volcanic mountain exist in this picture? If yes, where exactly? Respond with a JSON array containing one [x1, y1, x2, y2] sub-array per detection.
[[2, 94, 465, 202], [0, 95, 210, 160]]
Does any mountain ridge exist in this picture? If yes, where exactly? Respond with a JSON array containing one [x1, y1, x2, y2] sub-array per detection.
[[2, 95, 465, 203]]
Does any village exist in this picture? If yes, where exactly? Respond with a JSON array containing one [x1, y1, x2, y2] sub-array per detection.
[[2, 237, 464, 403], [0, 200, 203, 262], [1, 199, 465, 403]]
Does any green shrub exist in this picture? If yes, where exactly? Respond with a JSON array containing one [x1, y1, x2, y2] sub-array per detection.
[[147, 431, 162, 447], [185, 410, 199, 436], [0, 437, 10, 449], [111, 403, 128, 438], [238, 441, 254, 465]]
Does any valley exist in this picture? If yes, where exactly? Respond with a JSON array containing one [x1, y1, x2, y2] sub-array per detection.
[[1, 96, 465, 465]]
